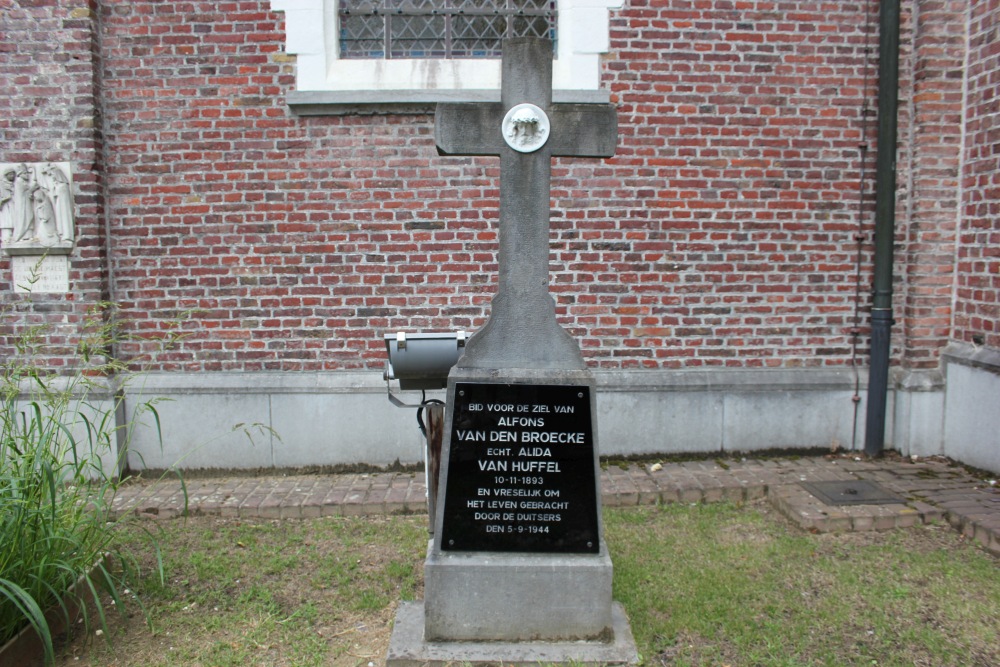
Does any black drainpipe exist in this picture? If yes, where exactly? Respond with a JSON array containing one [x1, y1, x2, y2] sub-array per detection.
[[864, 0, 902, 457]]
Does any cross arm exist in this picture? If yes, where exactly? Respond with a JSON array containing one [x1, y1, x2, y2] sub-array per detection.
[[547, 105, 618, 158], [435, 103, 506, 156]]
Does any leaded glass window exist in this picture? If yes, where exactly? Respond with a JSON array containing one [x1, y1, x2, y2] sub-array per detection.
[[339, 1, 558, 59]]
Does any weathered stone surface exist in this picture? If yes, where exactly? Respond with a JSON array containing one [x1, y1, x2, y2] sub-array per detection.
[[434, 38, 616, 371], [424, 541, 614, 642], [387, 601, 638, 667]]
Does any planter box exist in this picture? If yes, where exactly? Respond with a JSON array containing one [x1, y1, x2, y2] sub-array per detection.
[[0, 555, 110, 666]]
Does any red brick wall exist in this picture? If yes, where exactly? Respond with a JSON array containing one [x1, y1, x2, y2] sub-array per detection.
[[955, 0, 1000, 349], [599, 0, 878, 369], [97, 0, 881, 372], [3, 0, 996, 374], [0, 0, 107, 370], [895, 0, 967, 369]]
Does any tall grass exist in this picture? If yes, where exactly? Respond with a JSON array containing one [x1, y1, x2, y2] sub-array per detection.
[[0, 300, 163, 665]]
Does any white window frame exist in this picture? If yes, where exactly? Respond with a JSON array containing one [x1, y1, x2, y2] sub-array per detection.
[[270, 0, 623, 110]]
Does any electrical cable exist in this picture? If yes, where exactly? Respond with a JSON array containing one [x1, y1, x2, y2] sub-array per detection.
[[416, 390, 445, 437]]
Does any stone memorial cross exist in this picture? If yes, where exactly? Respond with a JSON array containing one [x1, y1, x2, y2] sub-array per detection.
[[435, 38, 617, 370], [386, 39, 637, 663]]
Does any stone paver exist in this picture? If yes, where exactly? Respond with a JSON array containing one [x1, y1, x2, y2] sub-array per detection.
[[111, 456, 1000, 556]]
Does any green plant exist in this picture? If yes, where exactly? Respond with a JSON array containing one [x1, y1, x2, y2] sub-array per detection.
[[0, 299, 164, 665]]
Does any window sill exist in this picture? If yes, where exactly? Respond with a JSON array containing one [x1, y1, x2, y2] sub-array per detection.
[[287, 89, 611, 115]]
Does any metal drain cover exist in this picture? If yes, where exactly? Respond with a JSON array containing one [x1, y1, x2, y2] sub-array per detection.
[[800, 480, 905, 506]]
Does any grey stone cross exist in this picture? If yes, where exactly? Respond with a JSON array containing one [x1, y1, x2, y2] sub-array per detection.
[[435, 38, 618, 371]]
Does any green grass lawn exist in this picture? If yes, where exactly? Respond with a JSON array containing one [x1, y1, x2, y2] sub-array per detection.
[[51, 502, 998, 667], [606, 502, 999, 666]]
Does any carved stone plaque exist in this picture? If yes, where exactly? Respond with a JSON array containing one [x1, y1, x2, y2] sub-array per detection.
[[501, 103, 550, 153], [439, 382, 599, 553], [12, 255, 70, 293], [1, 162, 74, 255]]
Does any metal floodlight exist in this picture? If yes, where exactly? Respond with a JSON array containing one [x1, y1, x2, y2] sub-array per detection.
[[383, 331, 466, 404]]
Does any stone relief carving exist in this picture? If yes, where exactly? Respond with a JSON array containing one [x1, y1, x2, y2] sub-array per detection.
[[502, 103, 550, 154], [0, 162, 74, 255]]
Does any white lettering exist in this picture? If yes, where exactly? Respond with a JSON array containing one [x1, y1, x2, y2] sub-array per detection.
[[520, 431, 584, 444], [487, 500, 518, 510], [519, 501, 569, 510], [516, 447, 551, 457], [511, 460, 561, 473], [494, 488, 542, 497], [497, 416, 545, 427], [515, 513, 562, 522]]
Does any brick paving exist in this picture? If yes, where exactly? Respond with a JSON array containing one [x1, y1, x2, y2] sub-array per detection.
[[110, 455, 1000, 556]]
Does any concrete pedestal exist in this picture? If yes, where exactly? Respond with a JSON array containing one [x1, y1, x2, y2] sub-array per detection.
[[384, 367, 639, 664], [386, 601, 639, 667], [424, 540, 614, 642]]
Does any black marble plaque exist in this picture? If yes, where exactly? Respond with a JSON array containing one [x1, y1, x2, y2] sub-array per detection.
[[439, 382, 599, 553]]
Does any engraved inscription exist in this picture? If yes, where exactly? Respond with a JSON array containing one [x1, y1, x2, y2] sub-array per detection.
[[12, 255, 70, 293], [440, 383, 599, 553]]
